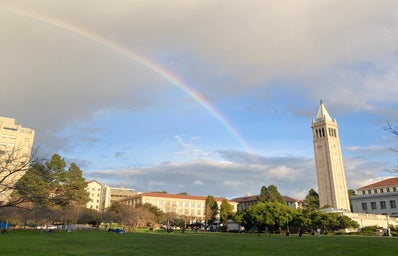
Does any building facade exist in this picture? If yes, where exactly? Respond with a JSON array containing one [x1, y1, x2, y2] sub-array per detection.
[[109, 187, 137, 204], [351, 178, 398, 217], [0, 117, 35, 203], [120, 192, 238, 223], [86, 180, 136, 212], [231, 194, 303, 212], [86, 180, 110, 212], [311, 101, 350, 211]]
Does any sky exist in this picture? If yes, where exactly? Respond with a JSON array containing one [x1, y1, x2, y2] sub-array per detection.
[[1, 0, 398, 200]]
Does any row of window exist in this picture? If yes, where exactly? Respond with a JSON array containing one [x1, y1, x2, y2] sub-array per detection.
[[2, 127, 17, 131], [361, 187, 398, 195], [159, 207, 203, 216], [151, 200, 203, 209], [361, 200, 396, 211], [1, 134, 16, 139]]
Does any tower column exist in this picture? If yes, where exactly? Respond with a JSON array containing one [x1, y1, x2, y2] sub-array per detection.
[[311, 101, 350, 211]]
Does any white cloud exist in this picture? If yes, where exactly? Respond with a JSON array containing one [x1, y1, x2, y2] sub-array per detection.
[[193, 180, 204, 186], [1, 1, 397, 200]]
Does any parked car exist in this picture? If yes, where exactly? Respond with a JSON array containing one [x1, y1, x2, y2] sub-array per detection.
[[36, 225, 57, 230]]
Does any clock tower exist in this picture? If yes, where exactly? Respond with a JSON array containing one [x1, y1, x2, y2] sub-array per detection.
[[311, 101, 350, 211]]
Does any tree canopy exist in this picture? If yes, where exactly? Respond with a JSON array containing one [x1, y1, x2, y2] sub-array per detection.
[[15, 154, 90, 208], [257, 185, 285, 204], [204, 195, 219, 225], [219, 199, 233, 226], [303, 188, 320, 211]]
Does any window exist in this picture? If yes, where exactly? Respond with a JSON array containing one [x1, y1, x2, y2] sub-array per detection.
[[387, 188, 390, 192], [361, 191, 365, 195], [380, 189, 384, 193], [394, 187, 397, 192], [380, 201, 386, 209], [197, 203, 201, 208], [374, 189, 378, 194], [361, 203, 367, 211], [371, 202, 377, 210], [368, 190, 371, 194], [390, 200, 396, 209]]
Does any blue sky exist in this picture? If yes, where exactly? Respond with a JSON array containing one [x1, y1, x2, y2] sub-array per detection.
[[1, 0, 398, 199]]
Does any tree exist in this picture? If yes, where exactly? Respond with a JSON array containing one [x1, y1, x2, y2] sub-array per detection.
[[14, 162, 50, 206], [219, 199, 233, 227], [0, 147, 35, 207], [62, 163, 90, 207], [257, 185, 285, 204], [384, 122, 398, 172], [236, 202, 297, 233], [15, 154, 89, 209], [257, 186, 269, 203], [204, 195, 218, 226], [303, 188, 319, 211]]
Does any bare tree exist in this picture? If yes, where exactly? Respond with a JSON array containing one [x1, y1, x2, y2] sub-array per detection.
[[0, 147, 35, 207], [384, 122, 398, 172]]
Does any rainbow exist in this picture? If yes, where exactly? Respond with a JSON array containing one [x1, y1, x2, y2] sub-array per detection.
[[1, 3, 255, 153]]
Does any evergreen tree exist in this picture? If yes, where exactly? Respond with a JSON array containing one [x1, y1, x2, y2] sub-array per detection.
[[219, 198, 233, 226], [204, 195, 218, 226], [303, 188, 320, 211], [257, 186, 269, 203], [15, 154, 89, 208], [257, 185, 285, 204]]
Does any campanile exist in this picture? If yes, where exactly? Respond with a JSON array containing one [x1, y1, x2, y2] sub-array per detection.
[[311, 101, 350, 211]]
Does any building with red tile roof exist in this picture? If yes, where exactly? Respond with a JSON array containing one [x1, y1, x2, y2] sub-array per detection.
[[231, 194, 303, 212], [351, 177, 398, 217], [120, 192, 238, 223]]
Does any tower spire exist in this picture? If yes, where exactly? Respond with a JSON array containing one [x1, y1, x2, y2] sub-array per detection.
[[316, 100, 332, 122]]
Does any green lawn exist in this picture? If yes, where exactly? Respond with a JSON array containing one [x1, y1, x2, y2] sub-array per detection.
[[0, 229, 396, 256]]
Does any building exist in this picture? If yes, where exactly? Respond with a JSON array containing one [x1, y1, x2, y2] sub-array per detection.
[[351, 177, 398, 217], [85, 180, 137, 212], [86, 180, 110, 212], [311, 101, 350, 211], [231, 194, 303, 212], [120, 192, 238, 223], [0, 117, 35, 203], [109, 187, 137, 204]]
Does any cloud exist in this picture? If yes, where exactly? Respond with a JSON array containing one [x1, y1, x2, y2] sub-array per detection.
[[1, 1, 397, 200]]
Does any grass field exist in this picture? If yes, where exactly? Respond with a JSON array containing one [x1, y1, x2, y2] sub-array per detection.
[[0, 229, 396, 256]]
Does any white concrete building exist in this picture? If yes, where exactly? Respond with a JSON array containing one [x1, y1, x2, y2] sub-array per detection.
[[231, 194, 303, 212], [351, 177, 398, 217], [86, 180, 137, 212], [121, 192, 238, 223], [86, 180, 110, 212], [0, 117, 35, 204]]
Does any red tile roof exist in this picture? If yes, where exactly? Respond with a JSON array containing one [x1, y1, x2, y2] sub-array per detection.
[[128, 192, 232, 202], [359, 177, 398, 189]]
